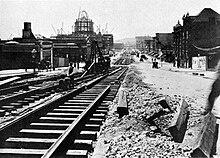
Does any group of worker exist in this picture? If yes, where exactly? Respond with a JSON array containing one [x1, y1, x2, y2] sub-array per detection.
[[58, 62, 75, 90], [59, 57, 111, 90]]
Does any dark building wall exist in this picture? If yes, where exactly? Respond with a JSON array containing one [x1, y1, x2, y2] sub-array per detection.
[[0, 44, 40, 70], [191, 21, 220, 47], [156, 33, 174, 62], [173, 8, 220, 69], [102, 34, 114, 50], [156, 33, 173, 47]]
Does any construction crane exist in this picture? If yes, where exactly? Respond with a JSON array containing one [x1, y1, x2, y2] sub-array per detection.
[[109, 28, 115, 33], [51, 24, 57, 35], [82, 39, 110, 77], [104, 23, 108, 34]]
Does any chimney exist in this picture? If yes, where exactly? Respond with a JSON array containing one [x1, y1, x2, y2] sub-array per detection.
[[22, 22, 35, 39]]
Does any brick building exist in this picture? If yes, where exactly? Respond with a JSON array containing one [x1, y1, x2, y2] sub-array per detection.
[[173, 8, 220, 69], [135, 36, 153, 52]]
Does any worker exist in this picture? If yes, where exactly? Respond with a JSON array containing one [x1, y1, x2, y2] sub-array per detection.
[[66, 62, 75, 87]]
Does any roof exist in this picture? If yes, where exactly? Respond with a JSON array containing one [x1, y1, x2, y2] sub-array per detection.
[[174, 21, 182, 28], [193, 8, 220, 22]]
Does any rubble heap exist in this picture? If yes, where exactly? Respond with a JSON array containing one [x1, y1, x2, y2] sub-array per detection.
[[99, 66, 197, 158]]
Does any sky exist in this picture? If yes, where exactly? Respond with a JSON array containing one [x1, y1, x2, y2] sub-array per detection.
[[0, 0, 220, 41]]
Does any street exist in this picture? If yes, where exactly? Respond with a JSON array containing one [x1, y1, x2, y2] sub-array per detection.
[[133, 56, 219, 153], [135, 58, 214, 109]]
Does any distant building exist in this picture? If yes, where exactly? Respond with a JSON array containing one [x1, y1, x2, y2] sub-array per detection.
[[135, 36, 152, 52], [0, 10, 114, 70], [0, 22, 41, 70], [173, 8, 220, 69], [73, 10, 95, 37], [155, 33, 173, 62], [51, 10, 114, 65], [102, 34, 114, 50], [113, 43, 124, 50]]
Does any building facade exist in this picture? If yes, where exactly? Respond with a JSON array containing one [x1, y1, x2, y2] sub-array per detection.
[[135, 36, 153, 52], [0, 22, 41, 70], [173, 8, 220, 69], [155, 33, 173, 62]]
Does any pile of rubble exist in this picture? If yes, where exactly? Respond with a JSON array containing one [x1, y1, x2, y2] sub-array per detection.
[[99, 66, 199, 158]]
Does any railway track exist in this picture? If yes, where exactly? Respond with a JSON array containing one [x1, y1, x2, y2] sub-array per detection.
[[113, 55, 134, 65], [0, 66, 127, 158], [0, 72, 98, 117], [0, 67, 118, 117]]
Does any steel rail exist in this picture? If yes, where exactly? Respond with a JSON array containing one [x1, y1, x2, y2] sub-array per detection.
[[42, 85, 110, 157], [116, 67, 128, 81], [0, 66, 125, 157], [0, 74, 97, 111], [0, 74, 108, 137]]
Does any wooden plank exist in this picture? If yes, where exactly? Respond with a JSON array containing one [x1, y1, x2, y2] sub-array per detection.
[[17, 100, 29, 105], [24, 97, 35, 102], [66, 149, 88, 157], [31, 95, 41, 100], [6, 137, 56, 143], [68, 99, 93, 103], [20, 129, 64, 134], [9, 102, 23, 108], [191, 113, 217, 158], [64, 102, 89, 105], [117, 89, 128, 118], [168, 99, 189, 143], [53, 108, 84, 112], [0, 77, 21, 86], [1, 106, 15, 111], [30, 122, 71, 127], [74, 96, 97, 99], [89, 118, 103, 124], [93, 113, 105, 118], [46, 112, 79, 117], [84, 124, 100, 131], [78, 94, 98, 96], [97, 106, 108, 110], [96, 109, 108, 114], [73, 139, 93, 150], [40, 117, 76, 121], [0, 148, 46, 154], [79, 131, 97, 140], [59, 105, 87, 109]]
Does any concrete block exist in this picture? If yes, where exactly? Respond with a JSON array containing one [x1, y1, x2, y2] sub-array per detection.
[[159, 96, 173, 112], [117, 89, 128, 118], [168, 99, 189, 143], [191, 113, 217, 158]]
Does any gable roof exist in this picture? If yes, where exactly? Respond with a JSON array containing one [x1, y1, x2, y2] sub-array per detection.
[[193, 8, 220, 22]]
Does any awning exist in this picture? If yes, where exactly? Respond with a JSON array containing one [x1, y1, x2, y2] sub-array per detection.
[[193, 45, 220, 53]]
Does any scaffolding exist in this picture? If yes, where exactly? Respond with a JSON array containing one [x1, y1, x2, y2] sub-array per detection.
[[74, 10, 94, 36]]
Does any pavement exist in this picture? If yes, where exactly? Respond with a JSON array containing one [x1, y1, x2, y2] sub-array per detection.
[[136, 54, 217, 80]]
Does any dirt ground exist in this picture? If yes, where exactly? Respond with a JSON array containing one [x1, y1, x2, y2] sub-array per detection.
[[92, 57, 216, 158]]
